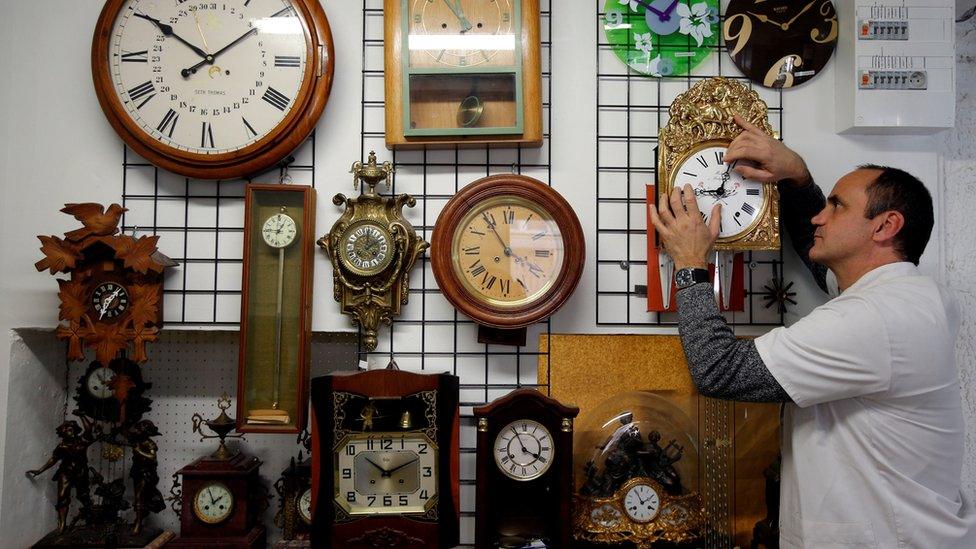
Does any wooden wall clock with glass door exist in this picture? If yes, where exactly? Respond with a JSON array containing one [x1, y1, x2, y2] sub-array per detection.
[[384, 0, 543, 148], [92, 0, 335, 180]]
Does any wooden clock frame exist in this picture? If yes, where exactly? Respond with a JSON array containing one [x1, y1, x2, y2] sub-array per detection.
[[473, 388, 579, 549], [236, 184, 316, 434], [383, 0, 543, 149], [430, 174, 584, 345], [310, 367, 461, 549], [91, 0, 335, 180]]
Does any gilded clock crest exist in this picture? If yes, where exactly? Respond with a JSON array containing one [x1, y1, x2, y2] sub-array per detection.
[[318, 152, 428, 351]]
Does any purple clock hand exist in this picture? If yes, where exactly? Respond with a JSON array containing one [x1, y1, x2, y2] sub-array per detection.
[[633, 0, 665, 18], [663, 0, 680, 17]]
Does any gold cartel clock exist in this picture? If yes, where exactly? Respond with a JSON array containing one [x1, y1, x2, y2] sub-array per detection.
[[92, 0, 335, 179], [384, 0, 543, 148], [430, 174, 584, 346]]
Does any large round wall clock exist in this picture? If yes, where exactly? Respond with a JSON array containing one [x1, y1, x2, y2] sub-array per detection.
[[603, 0, 719, 77], [430, 175, 584, 346], [92, 0, 335, 180], [723, 0, 838, 88]]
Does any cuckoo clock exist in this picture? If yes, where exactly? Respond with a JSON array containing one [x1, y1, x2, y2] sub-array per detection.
[[35, 203, 175, 365]]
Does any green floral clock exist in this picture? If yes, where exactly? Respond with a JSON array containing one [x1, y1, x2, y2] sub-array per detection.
[[603, 0, 719, 77]]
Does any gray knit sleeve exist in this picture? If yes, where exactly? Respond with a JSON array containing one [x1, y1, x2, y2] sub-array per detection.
[[675, 283, 792, 403]]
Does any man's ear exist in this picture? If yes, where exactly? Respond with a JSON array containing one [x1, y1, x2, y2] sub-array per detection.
[[872, 211, 905, 244]]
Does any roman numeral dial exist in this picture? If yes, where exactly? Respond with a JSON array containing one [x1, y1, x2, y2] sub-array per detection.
[[493, 419, 554, 481], [453, 197, 564, 308]]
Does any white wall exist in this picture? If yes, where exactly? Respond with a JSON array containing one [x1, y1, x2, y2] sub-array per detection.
[[0, 0, 973, 544]]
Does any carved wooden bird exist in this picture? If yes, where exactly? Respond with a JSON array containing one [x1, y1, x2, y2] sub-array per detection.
[[61, 203, 128, 242]]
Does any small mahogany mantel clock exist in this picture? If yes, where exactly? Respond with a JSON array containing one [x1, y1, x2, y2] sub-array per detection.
[[36, 203, 175, 366], [310, 362, 461, 548], [474, 388, 579, 548]]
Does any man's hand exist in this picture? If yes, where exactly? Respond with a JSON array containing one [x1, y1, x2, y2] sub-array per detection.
[[649, 184, 721, 270], [726, 114, 811, 186]]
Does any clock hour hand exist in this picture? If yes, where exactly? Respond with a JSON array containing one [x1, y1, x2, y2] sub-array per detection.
[[443, 0, 473, 32], [746, 11, 788, 30], [632, 0, 665, 18], [133, 13, 210, 60], [182, 5, 293, 76], [364, 456, 389, 475]]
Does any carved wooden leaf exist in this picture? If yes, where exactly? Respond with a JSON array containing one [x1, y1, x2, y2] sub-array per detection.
[[35, 235, 81, 274], [89, 323, 129, 366], [128, 284, 160, 328], [57, 322, 87, 361], [57, 278, 89, 322], [116, 235, 162, 274]]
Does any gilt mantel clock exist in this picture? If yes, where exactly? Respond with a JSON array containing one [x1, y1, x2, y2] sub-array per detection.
[[473, 389, 579, 549], [36, 203, 176, 366], [310, 363, 461, 548], [91, 0, 335, 179]]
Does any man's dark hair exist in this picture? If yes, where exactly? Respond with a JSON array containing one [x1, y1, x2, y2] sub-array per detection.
[[858, 164, 933, 265]]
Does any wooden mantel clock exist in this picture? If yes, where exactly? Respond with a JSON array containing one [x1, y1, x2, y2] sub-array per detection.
[[310, 362, 461, 548], [430, 174, 584, 346], [473, 388, 579, 548], [35, 203, 175, 366], [655, 77, 780, 307]]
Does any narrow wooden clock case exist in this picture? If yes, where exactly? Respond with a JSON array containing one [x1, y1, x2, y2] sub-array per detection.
[[310, 368, 461, 549], [474, 388, 579, 548], [171, 452, 266, 548]]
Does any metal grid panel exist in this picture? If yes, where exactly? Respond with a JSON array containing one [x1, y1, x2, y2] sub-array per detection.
[[359, 0, 552, 544], [594, 0, 788, 327], [119, 138, 316, 327]]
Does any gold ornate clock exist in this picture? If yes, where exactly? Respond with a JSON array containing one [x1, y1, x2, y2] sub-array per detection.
[[430, 174, 584, 346], [91, 0, 335, 180], [656, 77, 780, 304], [383, 0, 543, 148], [318, 152, 428, 351]]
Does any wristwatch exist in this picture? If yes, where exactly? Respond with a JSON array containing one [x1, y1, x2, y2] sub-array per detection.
[[675, 268, 710, 289]]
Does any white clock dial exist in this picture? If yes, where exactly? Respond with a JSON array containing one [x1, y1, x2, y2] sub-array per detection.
[[109, 0, 309, 154], [339, 222, 394, 275], [334, 433, 439, 516], [298, 487, 312, 524], [671, 145, 766, 239], [192, 482, 234, 524], [262, 212, 297, 248], [623, 483, 660, 523], [493, 419, 554, 481], [86, 366, 116, 399]]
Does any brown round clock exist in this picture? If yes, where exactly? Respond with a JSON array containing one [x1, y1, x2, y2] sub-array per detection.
[[91, 0, 335, 180], [723, 0, 838, 89], [431, 174, 584, 330]]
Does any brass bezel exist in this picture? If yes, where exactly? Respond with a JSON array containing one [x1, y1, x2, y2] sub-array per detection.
[[192, 481, 235, 525], [338, 219, 396, 277], [492, 418, 555, 481]]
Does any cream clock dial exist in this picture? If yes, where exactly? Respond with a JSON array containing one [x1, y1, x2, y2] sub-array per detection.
[[262, 211, 298, 248], [108, 0, 308, 154], [334, 433, 439, 516], [452, 198, 564, 308], [338, 221, 395, 276], [622, 482, 660, 523], [86, 366, 116, 399], [192, 481, 234, 524], [493, 419, 554, 481], [670, 145, 766, 240], [409, 0, 516, 68], [298, 487, 312, 524]]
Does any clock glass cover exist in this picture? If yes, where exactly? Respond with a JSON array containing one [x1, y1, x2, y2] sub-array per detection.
[[334, 433, 439, 516], [603, 0, 720, 77], [193, 481, 234, 524], [669, 143, 766, 240], [723, 0, 838, 88], [493, 419, 554, 481], [262, 212, 298, 249], [451, 196, 564, 308]]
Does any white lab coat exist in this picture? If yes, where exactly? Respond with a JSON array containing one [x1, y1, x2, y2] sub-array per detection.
[[755, 262, 976, 548]]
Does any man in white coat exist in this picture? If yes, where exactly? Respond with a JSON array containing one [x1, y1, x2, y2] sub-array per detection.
[[650, 115, 976, 548]]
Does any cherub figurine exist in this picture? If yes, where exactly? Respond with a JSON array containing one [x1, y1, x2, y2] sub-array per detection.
[[26, 418, 97, 533], [128, 419, 165, 535]]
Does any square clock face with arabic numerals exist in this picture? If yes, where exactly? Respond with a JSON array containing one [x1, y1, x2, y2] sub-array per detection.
[[603, 0, 719, 77]]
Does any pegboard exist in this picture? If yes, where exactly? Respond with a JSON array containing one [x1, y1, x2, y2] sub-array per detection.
[[118, 137, 317, 327], [594, 0, 789, 327], [357, 0, 552, 545]]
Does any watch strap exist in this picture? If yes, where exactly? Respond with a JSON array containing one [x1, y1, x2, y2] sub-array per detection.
[[676, 267, 710, 289]]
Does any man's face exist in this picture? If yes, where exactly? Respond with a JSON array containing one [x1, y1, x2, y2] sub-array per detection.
[[809, 169, 881, 268]]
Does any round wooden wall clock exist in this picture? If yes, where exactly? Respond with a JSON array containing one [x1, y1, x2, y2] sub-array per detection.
[[92, 0, 335, 180], [723, 0, 838, 88], [431, 175, 584, 345], [603, 0, 720, 77]]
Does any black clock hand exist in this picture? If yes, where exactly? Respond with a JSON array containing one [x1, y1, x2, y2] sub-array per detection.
[[133, 13, 210, 60], [364, 456, 389, 475], [509, 426, 541, 459], [386, 457, 420, 475], [483, 216, 513, 257], [182, 5, 293, 76]]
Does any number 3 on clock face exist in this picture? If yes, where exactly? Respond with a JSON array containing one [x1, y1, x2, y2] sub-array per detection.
[[670, 145, 766, 240]]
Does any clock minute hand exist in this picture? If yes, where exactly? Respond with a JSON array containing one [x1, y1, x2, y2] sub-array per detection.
[[182, 27, 257, 76], [133, 13, 210, 60], [386, 457, 420, 475], [443, 0, 473, 32], [784, 0, 818, 30], [746, 11, 787, 30], [633, 0, 665, 18]]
